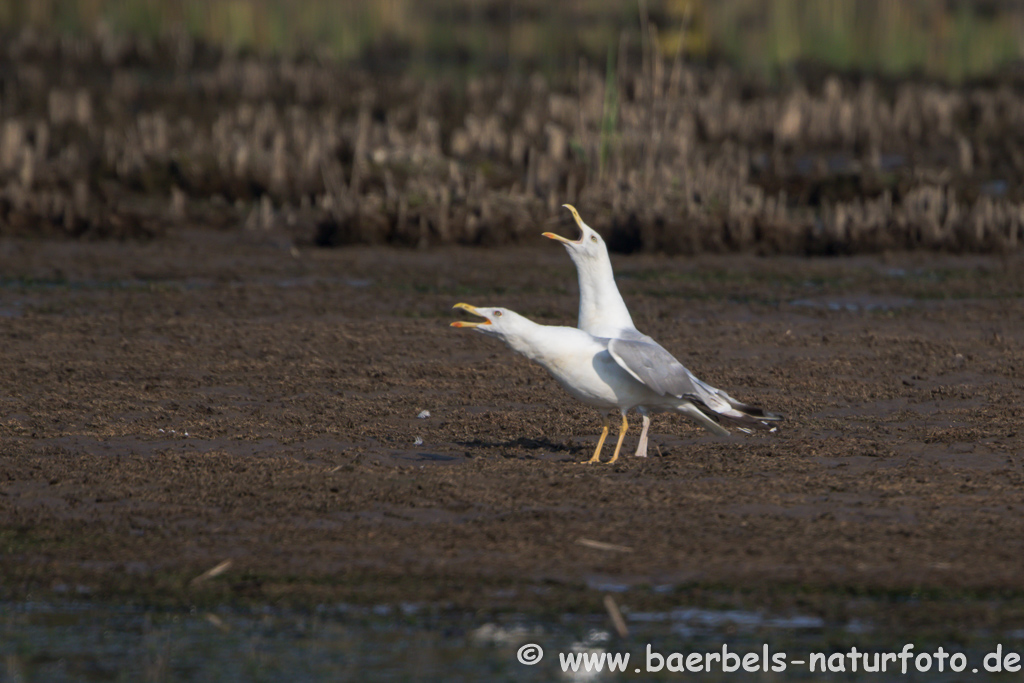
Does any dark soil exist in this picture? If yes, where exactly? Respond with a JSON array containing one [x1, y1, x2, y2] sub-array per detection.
[[1, 231, 1023, 633]]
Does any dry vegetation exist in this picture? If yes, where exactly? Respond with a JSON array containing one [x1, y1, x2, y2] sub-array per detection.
[[2, 28, 1024, 253]]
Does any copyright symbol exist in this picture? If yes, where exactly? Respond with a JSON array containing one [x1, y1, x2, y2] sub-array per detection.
[[517, 643, 543, 665]]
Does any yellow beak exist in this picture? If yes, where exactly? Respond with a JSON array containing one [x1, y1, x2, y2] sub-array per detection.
[[542, 204, 584, 243], [450, 302, 490, 328], [542, 231, 572, 243]]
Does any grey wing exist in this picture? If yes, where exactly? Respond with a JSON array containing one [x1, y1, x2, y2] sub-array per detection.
[[611, 328, 654, 343], [608, 337, 783, 431], [607, 338, 714, 403]]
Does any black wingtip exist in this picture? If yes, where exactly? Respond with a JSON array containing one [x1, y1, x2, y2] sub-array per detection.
[[733, 402, 784, 422]]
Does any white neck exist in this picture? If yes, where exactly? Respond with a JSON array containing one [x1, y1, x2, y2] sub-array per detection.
[[501, 320, 595, 367], [575, 255, 635, 335]]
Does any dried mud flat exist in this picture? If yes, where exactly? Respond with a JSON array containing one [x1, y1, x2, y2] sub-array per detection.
[[1, 232, 1024, 633]]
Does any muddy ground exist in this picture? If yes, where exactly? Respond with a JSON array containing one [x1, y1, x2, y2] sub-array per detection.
[[1, 227, 1022, 634]]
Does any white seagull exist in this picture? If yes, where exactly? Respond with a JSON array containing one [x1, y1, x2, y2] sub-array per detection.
[[451, 303, 780, 464], [544, 204, 780, 456]]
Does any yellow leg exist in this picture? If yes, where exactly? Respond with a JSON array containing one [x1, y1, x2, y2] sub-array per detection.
[[606, 414, 629, 464], [587, 415, 611, 463]]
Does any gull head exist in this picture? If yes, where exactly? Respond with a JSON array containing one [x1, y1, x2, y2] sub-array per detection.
[[450, 303, 527, 340], [543, 204, 609, 267]]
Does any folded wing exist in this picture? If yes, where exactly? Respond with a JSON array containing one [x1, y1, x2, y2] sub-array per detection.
[[607, 337, 783, 431]]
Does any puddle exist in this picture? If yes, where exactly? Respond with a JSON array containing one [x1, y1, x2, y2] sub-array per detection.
[[626, 608, 824, 632], [789, 296, 916, 312], [1, 600, 1014, 682]]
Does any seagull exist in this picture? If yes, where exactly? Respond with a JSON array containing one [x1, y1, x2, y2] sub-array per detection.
[[544, 204, 781, 456], [451, 303, 780, 464]]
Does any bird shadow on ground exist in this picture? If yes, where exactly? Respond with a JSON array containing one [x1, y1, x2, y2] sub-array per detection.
[[455, 437, 582, 453]]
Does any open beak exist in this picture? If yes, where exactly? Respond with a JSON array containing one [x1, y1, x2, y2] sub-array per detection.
[[450, 302, 491, 328], [542, 204, 584, 244]]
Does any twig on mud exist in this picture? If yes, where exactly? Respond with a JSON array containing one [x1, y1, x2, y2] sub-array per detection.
[[205, 613, 231, 632], [189, 559, 232, 586], [576, 538, 633, 553], [603, 594, 629, 638]]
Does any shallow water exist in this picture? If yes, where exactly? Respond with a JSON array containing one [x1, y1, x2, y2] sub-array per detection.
[[2, 600, 1019, 682]]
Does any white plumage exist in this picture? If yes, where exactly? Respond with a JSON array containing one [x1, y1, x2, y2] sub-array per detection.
[[452, 303, 780, 464], [542, 204, 781, 458]]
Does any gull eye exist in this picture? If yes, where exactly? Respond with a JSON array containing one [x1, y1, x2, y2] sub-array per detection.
[[493, 310, 503, 317], [590, 235, 598, 243]]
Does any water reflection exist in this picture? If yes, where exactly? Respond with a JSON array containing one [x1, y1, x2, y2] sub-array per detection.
[[1, 600, 1012, 682]]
